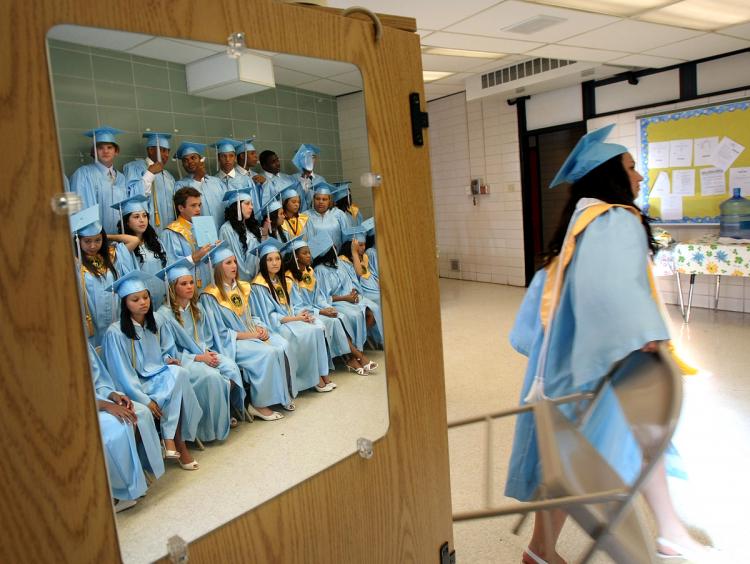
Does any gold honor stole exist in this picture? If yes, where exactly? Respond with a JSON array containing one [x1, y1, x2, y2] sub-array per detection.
[[282, 214, 308, 237], [338, 253, 371, 279], [166, 217, 202, 286], [252, 274, 293, 313], [203, 281, 252, 318], [286, 268, 316, 292], [541, 203, 697, 375], [349, 204, 360, 222], [80, 246, 120, 336]]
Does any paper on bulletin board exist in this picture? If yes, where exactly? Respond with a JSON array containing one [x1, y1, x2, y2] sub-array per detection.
[[669, 139, 693, 167], [648, 142, 670, 168], [700, 167, 726, 196], [694, 136, 719, 166], [650, 171, 670, 197], [672, 169, 696, 196], [711, 136, 744, 172], [660, 195, 683, 220], [729, 167, 750, 196]]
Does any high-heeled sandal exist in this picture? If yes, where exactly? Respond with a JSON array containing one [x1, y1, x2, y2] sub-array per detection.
[[363, 361, 378, 372], [315, 382, 335, 392], [346, 365, 367, 375], [656, 537, 718, 561], [522, 547, 549, 564], [246, 404, 284, 421], [178, 458, 199, 471], [161, 440, 180, 459]]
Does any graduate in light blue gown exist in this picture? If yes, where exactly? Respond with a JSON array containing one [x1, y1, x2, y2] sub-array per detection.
[[112, 194, 168, 310], [340, 225, 381, 308], [102, 271, 203, 470], [504, 125, 707, 563], [250, 238, 334, 393], [263, 196, 291, 244], [88, 342, 164, 510], [288, 143, 326, 212], [309, 233, 370, 352], [283, 237, 376, 375], [258, 150, 295, 209], [302, 183, 349, 250], [199, 242, 294, 421], [331, 182, 363, 228], [124, 132, 177, 235], [162, 186, 216, 290], [363, 217, 379, 280], [234, 137, 266, 218], [155, 258, 243, 442], [173, 141, 226, 231], [212, 137, 262, 216], [71, 205, 138, 347], [70, 126, 132, 234], [280, 185, 309, 241], [219, 188, 262, 282]]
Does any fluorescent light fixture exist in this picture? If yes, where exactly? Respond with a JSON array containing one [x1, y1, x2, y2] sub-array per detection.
[[187, 51, 275, 99], [423, 71, 454, 82], [638, 0, 750, 30], [528, 0, 672, 17], [422, 47, 505, 59]]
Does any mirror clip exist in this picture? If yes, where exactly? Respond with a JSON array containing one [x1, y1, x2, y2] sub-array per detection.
[[167, 535, 189, 563], [409, 92, 429, 147], [357, 437, 373, 459]]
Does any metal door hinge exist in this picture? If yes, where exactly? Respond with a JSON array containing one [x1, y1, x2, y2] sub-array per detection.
[[410, 92, 429, 147], [439, 541, 456, 564]]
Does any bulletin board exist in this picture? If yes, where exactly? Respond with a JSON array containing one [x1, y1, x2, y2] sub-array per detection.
[[638, 99, 750, 223]]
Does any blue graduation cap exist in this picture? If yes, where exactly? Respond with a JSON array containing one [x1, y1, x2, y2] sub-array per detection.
[[261, 196, 283, 220], [331, 183, 351, 202], [280, 235, 309, 256], [155, 257, 194, 283], [308, 233, 335, 260], [111, 193, 149, 216], [312, 181, 335, 196], [235, 137, 256, 153], [550, 124, 627, 188], [292, 143, 320, 172], [251, 237, 283, 259], [222, 187, 254, 205], [280, 182, 302, 202], [202, 240, 236, 266], [105, 270, 154, 299], [174, 141, 207, 160], [70, 205, 102, 237], [211, 138, 239, 154], [343, 225, 367, 243], [143, 131, 171, 149], [84, 126, 123, 146], [362, 217, 375, 235]]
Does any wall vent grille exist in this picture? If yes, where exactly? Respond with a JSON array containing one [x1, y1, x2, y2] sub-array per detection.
[[480, 58, 577, 90]]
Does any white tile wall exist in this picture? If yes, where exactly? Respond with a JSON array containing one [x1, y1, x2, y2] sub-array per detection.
[[428, 92, 526, 286], [336, 92, 373, 218], [588, 88, 750, 314]]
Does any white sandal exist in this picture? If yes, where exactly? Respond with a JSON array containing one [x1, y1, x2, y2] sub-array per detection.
[[247, 404, 284, 421], [523, 547, 548, 564], [657, 537, 719, 562]]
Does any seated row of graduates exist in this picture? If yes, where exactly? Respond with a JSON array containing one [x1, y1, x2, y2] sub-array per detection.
[[73, 192, 382, 510]]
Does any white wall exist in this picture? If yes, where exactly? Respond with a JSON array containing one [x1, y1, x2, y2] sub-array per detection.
[[525, 84, 582, 131], [595, 70, 680, 115], [697, 52, 750, 95], [336, 91, 373, 218], [428, 93, 526, 286]]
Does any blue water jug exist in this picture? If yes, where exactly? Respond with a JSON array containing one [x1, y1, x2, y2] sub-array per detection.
[[720, 188, 750, 239]]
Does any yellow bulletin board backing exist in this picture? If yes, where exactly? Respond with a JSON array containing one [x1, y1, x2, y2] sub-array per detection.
[[638, 99, 750, 223]]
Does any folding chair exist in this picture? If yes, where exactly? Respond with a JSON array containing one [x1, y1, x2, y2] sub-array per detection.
[[450, 343, 683, 564]]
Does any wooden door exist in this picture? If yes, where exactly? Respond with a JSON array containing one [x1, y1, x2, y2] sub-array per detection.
[[0, 1, 454, 562]]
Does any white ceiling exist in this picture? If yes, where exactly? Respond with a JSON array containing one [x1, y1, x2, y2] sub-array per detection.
[[326, 0, 750, 101]]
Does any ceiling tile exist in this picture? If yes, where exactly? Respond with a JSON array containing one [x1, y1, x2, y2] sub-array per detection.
[[296, 79, 361, 97], [445, 0, 620, 43], [272, 54, 357, 78], [422, 53, 504, 72], [527, 44, 629, 62], [559, 20, 704, 52], [637, 1, 750, 32], [272, 66, 321, 87], [328, 70, 364, 87], [608, 53, 686, 68], [47, 24, 152, 51], [719, 21, 750, 40], [645, 33, 750, 60], [421, 31, 544, 54], [326, 0, 500, 30], [430, 72, 476, 85], [127, 38, 216, 64], [171, 38, 226, 52], [417, 29, 436, 37]]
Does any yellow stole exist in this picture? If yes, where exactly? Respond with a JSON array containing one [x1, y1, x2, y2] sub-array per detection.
[[80, 246, 119, 336], [203, 281, 252, 318], [339, 253, 371, 279], [166, 216, 195, 248], [348, 204, 360, 221], [282, 214, 308, 237], [541, 203, 697, 375], [252, 274, 292, 312], [286, 268, 316, 292]]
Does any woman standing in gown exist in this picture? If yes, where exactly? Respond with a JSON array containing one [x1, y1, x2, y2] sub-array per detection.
[[302, 183, 348, 250], [280, 186, 308, 241]]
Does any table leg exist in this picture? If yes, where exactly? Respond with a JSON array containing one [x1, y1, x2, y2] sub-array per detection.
[[686, 274, 696, 323], [675, 272, 685, 319], [714, 275, 721, 310]]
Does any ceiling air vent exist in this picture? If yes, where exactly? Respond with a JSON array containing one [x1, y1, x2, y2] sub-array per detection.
[[480, 58, 576, 90], [502, 15, 566, 35]]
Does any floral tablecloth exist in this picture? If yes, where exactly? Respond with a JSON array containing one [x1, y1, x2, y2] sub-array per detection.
[[673, 236, 750, 276]]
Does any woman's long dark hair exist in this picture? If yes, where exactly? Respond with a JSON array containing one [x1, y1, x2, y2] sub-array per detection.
[[268, 209, 288, 242], [312, 247, 338, 269], [224, 202, 262, 253], [80, 229, 119, 279], [544, 154, 656, 266], [284, 252, 303, 281], [119, 294, 157, 340], [121, 213, 167, 267], [339, 238, 355, 262], [259, 253, 290, 305], [335, 196, 350, 213]]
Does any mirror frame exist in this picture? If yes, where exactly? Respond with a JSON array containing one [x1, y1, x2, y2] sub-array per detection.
[[1, 1, 453, 561]]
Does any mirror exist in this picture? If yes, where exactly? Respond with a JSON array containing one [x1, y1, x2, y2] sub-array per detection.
[[46, 25, 388, 563]]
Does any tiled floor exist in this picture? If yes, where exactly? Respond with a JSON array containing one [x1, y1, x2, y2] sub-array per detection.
[[441, 278, 749, 563]]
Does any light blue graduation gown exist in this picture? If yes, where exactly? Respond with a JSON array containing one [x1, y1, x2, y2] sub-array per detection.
[[132, 241, 167, 311], [102, 322, 203, 442], [258, 172, 294, 209], [303, 208, 348, 250], [79, 243, 137, 347], [156, 306, 239, 442], [161, 220, 211, 290], [313, 264, 368, 350], [124, 158, 177, 234], [89, 343, 164, 501], [70, 162, 131, 234], [218, 170, 263, 221], [337, 258, 384, 346], [289, 271, 350, 360], [251, 277, 330, 392], [175, 175, 226, 231], [200, 284, 294, 407], [505, 207, 671, 501], [365, 247, 379, 279], [218, 220, 261, 282], [289, 172, 326, 212]]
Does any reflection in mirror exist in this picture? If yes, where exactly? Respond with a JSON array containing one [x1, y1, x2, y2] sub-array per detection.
[[46, 25, 388, 563]]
